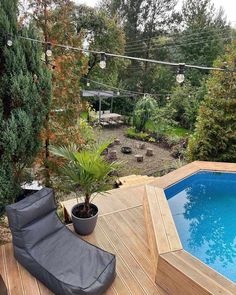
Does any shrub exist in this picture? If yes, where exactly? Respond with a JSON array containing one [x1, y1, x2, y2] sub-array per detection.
[[187, 45, 236, 162], [125, 127, 149, 141], [133, 96, 158, 132], [165, 82, 206, 130], [0, 0, 51, 215]]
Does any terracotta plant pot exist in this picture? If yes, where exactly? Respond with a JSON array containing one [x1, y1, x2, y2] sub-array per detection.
[[71, 203, 98, 236]]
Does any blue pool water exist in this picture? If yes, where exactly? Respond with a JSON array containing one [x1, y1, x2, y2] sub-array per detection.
[[165, 171, 236, 283]]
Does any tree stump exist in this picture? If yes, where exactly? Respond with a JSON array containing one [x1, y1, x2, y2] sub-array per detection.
[[146, 148, 154, 156], [114, 138, 121, 145], [109, 150, 117, 160], [139, 143, 146, 149], [135, 154, 143, 162]]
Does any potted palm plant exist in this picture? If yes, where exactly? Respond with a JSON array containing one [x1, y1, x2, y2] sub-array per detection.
[[50, 142, 120, 235]]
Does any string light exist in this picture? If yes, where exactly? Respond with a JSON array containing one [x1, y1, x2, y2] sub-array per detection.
[[99, 53, 106, 69], [82, 77, 171, 98], [15, 34, 236, 73], [86, 81, 90, 87], [7, 39, 13, 47], [46, 42, 52, 57], [176, 63, 185, 84]]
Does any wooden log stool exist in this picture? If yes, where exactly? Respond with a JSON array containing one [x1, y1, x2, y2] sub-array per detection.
[[109, 149, 117, 160], [114, 138, 121, 145], [135, 154, 143, 162], [146, 148, 154, 156], [139, 143, 146, 149]]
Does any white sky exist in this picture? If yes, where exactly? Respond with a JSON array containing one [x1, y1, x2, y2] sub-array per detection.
[[74, 0, 236, 26]]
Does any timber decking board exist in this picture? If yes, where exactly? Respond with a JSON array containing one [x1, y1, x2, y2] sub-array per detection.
[[158, 251, 235, 295], [0, 206, 166, 295], [60, 185, 145, 220], [155, 188, 182, 252]]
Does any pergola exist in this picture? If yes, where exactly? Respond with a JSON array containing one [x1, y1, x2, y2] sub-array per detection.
[[81, 90, 135, 122]]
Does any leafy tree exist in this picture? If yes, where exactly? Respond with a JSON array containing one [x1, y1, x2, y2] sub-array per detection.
[[187, 44, 236, 162], [166, 81, 207, 130], [99, 0, 181, 96], [75, 4, 126, 88], [177, 0, 231, 86], [133, 96, 158, 132], [0, 0, 51, 214], [28, 0, 88, 184]]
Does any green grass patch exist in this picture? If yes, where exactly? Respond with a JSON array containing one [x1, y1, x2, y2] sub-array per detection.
[[125, 127, 149, 141], [165, 127, 190, 137]]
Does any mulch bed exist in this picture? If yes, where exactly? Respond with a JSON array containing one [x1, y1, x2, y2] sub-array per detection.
[[0, 217, 11, 245]]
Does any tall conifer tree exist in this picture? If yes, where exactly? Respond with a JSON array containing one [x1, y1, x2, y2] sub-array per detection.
[[0, 0, 51, 214], [187, 44, 236, 162]]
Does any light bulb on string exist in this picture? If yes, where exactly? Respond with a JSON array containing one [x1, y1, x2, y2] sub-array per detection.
[[87, 81, 90, 87], [176, 63, 185, 84], [46, 42, 52, 57], [176, 74, 185, 84], [99, 52, 107, 69], [7, 39, 13, 47], [117, 90, 120, 96]]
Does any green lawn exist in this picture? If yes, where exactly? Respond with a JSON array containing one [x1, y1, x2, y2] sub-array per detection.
[[165, 127, 190, 137]]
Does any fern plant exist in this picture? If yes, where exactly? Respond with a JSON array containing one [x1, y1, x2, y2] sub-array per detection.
[[50, 142, 121, 217]]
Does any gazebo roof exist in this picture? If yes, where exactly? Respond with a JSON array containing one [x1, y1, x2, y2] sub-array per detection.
[[81, 90, 114, 97]]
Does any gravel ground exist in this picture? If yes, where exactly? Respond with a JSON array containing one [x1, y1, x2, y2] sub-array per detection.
[[95, 126, 174, 176]]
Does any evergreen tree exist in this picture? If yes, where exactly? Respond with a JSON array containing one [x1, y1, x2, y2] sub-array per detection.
[[0, 0, 51, 215], [177, 0, 231, 86], [99, 0, 180, 96], [187, 44, 236, 162]]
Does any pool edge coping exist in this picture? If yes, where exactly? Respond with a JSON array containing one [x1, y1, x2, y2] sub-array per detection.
[[143, 161, 236, 295]]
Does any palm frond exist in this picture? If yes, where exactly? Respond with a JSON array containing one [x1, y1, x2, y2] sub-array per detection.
[[49, 144, 78, 161]]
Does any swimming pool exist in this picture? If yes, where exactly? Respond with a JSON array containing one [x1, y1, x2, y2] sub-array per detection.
[[165, 171, 236, 283]]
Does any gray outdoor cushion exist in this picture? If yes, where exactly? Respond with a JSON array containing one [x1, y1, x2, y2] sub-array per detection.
[[6, 188, 116, 295]]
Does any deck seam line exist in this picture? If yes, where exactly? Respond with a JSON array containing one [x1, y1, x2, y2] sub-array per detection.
[[98, 221, 147, 295], [100, 217, 162, 294], [36, 279, 42, 295], [120, 207, 151, 249], [17, 261, 26, 295], [2, 245, 10, 294], [111, 286, 119, 295], [114, 210, 152, 265], [98, 204, 143, 217], [96, 224, 134, 295]]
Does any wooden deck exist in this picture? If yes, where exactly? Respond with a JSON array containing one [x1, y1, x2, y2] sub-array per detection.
[[0, 184, 166, 295], [2, 161, 236, 295]]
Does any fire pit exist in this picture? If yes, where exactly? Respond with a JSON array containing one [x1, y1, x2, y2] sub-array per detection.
[[121, 146, 132, 154]]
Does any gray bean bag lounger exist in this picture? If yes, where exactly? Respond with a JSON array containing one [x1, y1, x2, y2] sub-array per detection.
[[6, 188, 116, 295]]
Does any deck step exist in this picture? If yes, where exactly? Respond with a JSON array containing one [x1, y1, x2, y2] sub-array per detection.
[[117, 175, 157, 187]]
